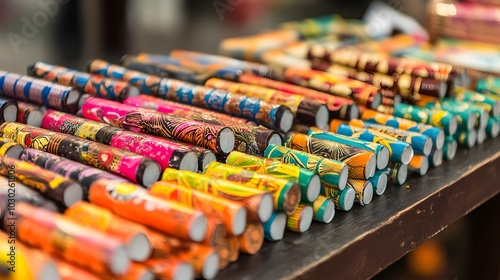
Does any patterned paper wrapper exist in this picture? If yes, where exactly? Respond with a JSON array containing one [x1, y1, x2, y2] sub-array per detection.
[[150, 180, 247, 236], [264, 144, 347, 191], [453, 88, 500, 117], [144, 229, 218, 279], [0, 71, 81, 113], [318, 47, 458, 83], [63, 202, 152, 258], [440, 99, 489, 129], [89, 178, 207, 242], [29, 62, 135, 101], [16, 101, 44, 127], [238, 223, 264, 255], [238, 74, 359, 121], [347, 178, 373, 206], [345, 119, 433, 156], [393, 103, 458, 135], [453, 129, 478, 148], [144, 258, 192, 280], [0, 137, 23, 158], [161, 169, 272, 223], [188, 145, 216, 172], [332, 120, 414, 164], [20, 148, 127, 200], [312, 60, 447, 100], [408, 154, 429, 176], [87, 59, 291, 132], [0, 122, 160, 187], [330, 187, 355, 212], [124, 95, 281, 156], [273, 67, 381, 109], [284, 133, 375, 179], [0, 231, 60, 280], [42, 109, 195, 171], [361, 109, 445, 150], [307, 129, 388, 169], [286, 204, 313, 233], [263, 212, 286, 241], [476, 76, 500, 96], [205, 78, 327, 127], [0, 155, 82, 207], [203, 162, 301, 215], [121, 54, 211, 84], [81, 97, 234, 155], [10, 202, 130, 276], [383, 163, 408, 186], [311, 195, 335, 223], [226, 151, 319, 203], [416, 97, 477, 131], [0, 97, 18, 123], [486, 116, 500, 138]]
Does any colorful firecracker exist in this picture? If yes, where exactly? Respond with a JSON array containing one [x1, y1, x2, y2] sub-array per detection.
[[88, 178, 208, 242], [0, 122, 161, 187], [0, 71, 81, 113], [0, 137, 24, 158], [203, 162, 302, 216], [29, 62, 139, 101], [0, 97, 18, 123], [81, 97, 236, 156], [311, 195, 336, 223], [16, 101, 45, 127], [263, 212, 287, 241]]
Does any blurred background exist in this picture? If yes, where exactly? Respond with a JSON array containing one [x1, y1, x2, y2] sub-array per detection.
[[0, 0, 428, 73], [0, 1, 498, 279]]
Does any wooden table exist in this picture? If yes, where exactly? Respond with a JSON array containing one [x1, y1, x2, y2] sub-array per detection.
[[217, 138, 500, 279]]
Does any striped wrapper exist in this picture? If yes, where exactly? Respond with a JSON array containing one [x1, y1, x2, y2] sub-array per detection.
[[0, 155, 83, 207], [124, 95, 281, 156], [237, 74, 359, 121], [89, 178, 208, 242], [81, 97, 234, 155], [29, 62, 136, 101], [0, 71, 81, 113], [0, 122, 161, 187], [272, 67, 381, 109], [161, 169, 273, 223], [286, 204, 313, 233], [361, 109, 445, 150], [226, 151, 320, 203], [204, 78, 328, 128], [203, 162, 301, 216], [11, 202, 130, 276], [332, 121, 414, 164], [42, 109, 197, 171], [264, 144, 348, 191], [284, 133, 375, 179], [150, 180, 247, 236], [87, 59, 292, 132]]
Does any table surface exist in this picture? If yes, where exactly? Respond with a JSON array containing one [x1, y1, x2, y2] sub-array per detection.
[[217, 138, 500, 280]]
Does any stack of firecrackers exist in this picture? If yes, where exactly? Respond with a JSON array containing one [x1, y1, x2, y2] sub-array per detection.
[[0, 13, 498, 280]]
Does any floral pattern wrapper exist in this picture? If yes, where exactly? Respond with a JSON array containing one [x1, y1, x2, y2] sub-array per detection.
[[0, 122, 160, 187], [0, 155, 83, 207], [284, 133, 376, 179], [10, 202, 129, 276], [150, 180, 247, 236], [203, 162, 301, 216], [42, 110, 196, 171], [89, 178, 207, 242], [264, 144, 348, 192], [0, 71, 81, 113], [161, 169, 273, 223], [361, 109, 445, 150], [29, 62, 136, 101], [87, 59, 292, 132], [226, 151, 320, 203], [124, 95, 281, 156], [81, 97, 235, 155]]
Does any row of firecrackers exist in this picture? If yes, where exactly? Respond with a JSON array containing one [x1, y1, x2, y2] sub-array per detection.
[[0, 14, 500, 280]]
